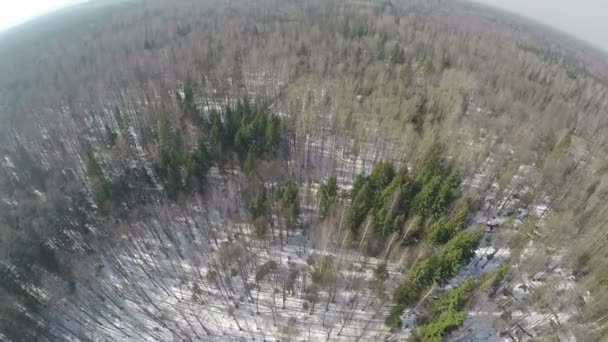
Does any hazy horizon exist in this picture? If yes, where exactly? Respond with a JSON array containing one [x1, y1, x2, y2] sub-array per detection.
[[1, 0, 607, 53], [474, 0, 608, 52]]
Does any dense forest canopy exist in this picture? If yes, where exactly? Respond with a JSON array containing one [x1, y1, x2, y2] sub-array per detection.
[[1, 0, 608, 341]]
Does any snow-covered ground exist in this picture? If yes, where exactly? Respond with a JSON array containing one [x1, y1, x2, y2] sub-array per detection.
[[16, 77, 577, 341]]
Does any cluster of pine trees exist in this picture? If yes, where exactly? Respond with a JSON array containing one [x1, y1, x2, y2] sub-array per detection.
[[165, 94, 281, 197], [387, 229, 483, 328], [318, 175, 338, 218], [318, 144, 487, 331], [410, 263, 511, 341], [87, 95, 282, 204], [208, 97, 282, 174], [346, 144, 464, 246], [414, 277, 477, 341], [248, 177, 301, 243]]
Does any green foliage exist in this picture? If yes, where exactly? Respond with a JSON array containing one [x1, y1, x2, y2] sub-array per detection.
[[369, 161, 396, 190], [278, 179, 300, 220], [186, 138, 212, 191], [373, 207, 405, 237], [209, 111, 224, 155], [372, 207, 390, 236], [85, 146, 136, 208], [379, 166, 409, 205], [211, 97, 281, 160], [411, 145, 460, 219], [249, 191, 268, 220], [425, 198, 469, 245], [385, 304, 405, 329], [346, 148, 460, 241], [222, 106, 240, 148], [434, 230, 483, 284], [403, 215, 425, 245], [429, 277, 476, 318], [319, 175, 338, 217], [416, 143, 445, 185], [311, 256, 336, 287], [348, 162, 397, 236], [264, 115, 281, 154], [416, 278, 478, 341], [435, 170, 461, 212], [348, 181, 374, 236], [393, 277, 423, 308], [234, 122, 254, 156], [481, 264, 511, 295], [243, 148, 256, 176], [390, 230, 482, 328], [154, 97, 281, 198], [411, 176, 443, 217], [448, 198, 470, 228], [394, 257, 437, 306], [417, 310, 467, 341], [394, 184, 420, 218], [341, 153, 472, 329], [156, 111, 186, 198], [350, 173, 367, 199], [599, 271, 608, 287], [424, 218, 450, 245]]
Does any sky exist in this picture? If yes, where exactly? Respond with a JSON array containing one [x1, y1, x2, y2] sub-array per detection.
[[0, 0, 82, 31], [0, 1, 607, 51], [474, 0, 608, 51]]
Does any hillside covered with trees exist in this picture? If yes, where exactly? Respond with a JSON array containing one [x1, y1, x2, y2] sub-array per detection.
[[1, 0, 608, 341]]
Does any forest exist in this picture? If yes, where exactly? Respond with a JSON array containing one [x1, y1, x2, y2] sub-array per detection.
[[1, 0, 608, 340]]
